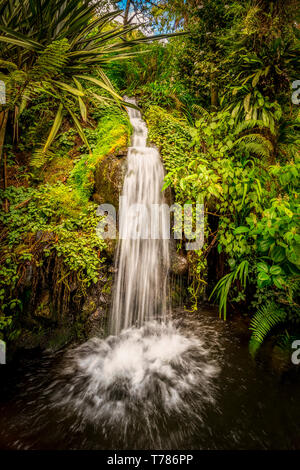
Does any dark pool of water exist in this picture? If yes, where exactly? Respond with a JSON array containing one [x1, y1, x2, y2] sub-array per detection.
[[0, 308, 299, 450]]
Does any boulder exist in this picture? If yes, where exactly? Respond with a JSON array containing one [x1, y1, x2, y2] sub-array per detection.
[[93, 150, 127, 210], [170, 244, 188, 275]]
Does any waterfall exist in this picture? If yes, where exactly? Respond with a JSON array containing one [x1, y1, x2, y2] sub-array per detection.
[[40, 99, 220, 449], [110, 97, 169, 334]]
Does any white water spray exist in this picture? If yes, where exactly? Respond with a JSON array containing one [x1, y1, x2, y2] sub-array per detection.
[[48, 321, 220, 448]]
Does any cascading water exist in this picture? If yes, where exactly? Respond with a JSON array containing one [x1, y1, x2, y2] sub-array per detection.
[[13, 99, 220, 449], [110, 97, 169, 334]]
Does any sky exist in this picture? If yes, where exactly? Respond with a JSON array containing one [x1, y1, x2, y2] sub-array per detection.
[[104, 1, 157, 33]]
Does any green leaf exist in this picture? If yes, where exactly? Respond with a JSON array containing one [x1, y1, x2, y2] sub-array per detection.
[[273, 276, 285, 289], [232, 102, 240, 118], [0, 35, 39, 50], [66, 106, 90, 153], [269, 265, 282, 275], [252, 70, 261, 87], [75, 74, 122, 101], [73, 77, 87, 122], [234, 226, 249, 234], [243, 93, 251, 113], [257, 271, 271, 287], [270, 245, 286, 263], [259, 238, 273, 252], [42, 104, 63, 153], [257, 262, 269, 273], [53, 80, 84, 97]]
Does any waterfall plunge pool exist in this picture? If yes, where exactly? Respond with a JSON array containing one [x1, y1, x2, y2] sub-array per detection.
[[0, 307, 299, 450]]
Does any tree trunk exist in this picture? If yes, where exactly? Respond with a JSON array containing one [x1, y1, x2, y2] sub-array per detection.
[[124, 0, 131, 26], [3, 151, 8, 212], [0, 109, 8, 174], [210, 71, 218, 111]]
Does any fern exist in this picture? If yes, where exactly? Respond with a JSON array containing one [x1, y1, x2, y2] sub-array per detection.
[[30, 39, 70, 81], [249, 301, 286, 356], [209, 260, 249, 320], [276, 332, 299, 354], [234, 133, 273, 158], [30, 147, 56, 169], [191, 104, 210, 119], [234, 119, 275, 136], [0, 59, 17, 71]]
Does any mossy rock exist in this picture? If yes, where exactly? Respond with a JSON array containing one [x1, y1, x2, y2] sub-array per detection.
[[93, 149, 127, 209], [82, 299, 97, 318], [44, 155, 74, 185], [33, 290, 52, 319], [170, 243, 188, 275]]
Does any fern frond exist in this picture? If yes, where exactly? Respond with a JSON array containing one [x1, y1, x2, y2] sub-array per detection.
[[30, 39, 70, 81], [234, 119, 275, 136], [210, 260, 250, 320], [249, 302, 286, 355], [191, 104, 210, 119], [30, 147, 55, 168], [239, 142, 271, 158], [0, 59, 18, 71], [234, 133, 273, 158]]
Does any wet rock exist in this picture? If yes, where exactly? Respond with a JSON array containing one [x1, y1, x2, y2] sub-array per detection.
[[24, 264, 33, 287], [81, 267, 113, 336], [93, 151, 127, 259], [108, 266, 118, 274], [90, 308, 102, 320], [170, 245, 188, 275], [163, 185, 173, 207], [34, 290, 52, 318], [104, 238, 117, 259], [87, 307, 107, 337], [93, 151, 127, 210], [82, 299, 97, 318]]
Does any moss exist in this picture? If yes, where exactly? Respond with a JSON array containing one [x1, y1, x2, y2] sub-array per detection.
[[45, 326, 74, 352], [16, 324, 75, 352], [70, 109, 130, 202], [1, 102, 130, 349], [44, 183, 84, 218], [94, 152, 127, 209], [44, 155, 74, 185]]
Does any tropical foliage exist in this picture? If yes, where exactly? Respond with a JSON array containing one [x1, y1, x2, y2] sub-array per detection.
[[134, 0, 300, 356], [0, 0, 299, 359], [0, 0, 172, 164]]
